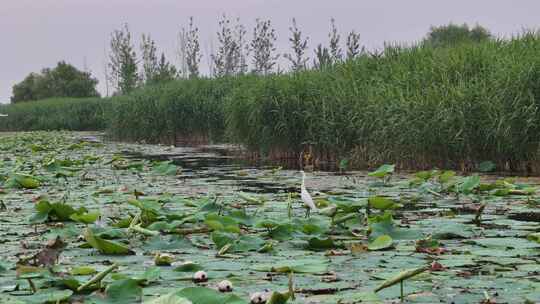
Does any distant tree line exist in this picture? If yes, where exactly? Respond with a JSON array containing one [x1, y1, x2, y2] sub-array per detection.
[[11, 21, 492, 102], [11, 61, 99, 103], [424, 23, 492, 47], [103, 16, 375, 96]]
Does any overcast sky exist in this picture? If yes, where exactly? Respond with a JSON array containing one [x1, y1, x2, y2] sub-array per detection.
[[1, 0, 539, 103]]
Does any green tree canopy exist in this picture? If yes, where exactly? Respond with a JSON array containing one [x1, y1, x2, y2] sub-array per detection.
[[11, 61, 99, 103], [424, 23, 492, 47]]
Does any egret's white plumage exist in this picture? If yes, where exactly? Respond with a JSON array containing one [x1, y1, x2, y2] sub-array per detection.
[[94, 215, 107, 228], [0, 114, 7, 117], [301, 171, 317, 217]]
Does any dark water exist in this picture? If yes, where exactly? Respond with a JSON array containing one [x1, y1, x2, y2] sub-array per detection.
[[122, 146, 301, 194]]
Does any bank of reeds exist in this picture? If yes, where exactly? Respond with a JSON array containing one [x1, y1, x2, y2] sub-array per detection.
[[2, 34, 540, 172], [106, 78, 232, 144], [0, 97, 109, 131], [226, 35, 540, 170]]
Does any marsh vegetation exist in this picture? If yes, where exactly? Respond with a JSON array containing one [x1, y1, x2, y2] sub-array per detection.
[[0, 132, 538, 303]]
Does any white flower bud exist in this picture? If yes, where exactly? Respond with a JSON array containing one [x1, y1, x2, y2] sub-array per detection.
[[193, 270, 208, 283], [217, 280, 233, 292], [250, 291, 270, 304]]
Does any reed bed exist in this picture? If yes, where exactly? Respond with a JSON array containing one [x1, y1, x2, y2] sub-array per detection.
[[226, 35, 540, 170], [0, 97, 109, 131], [107, 78, 232, 144], [3, 34, 540, 171]]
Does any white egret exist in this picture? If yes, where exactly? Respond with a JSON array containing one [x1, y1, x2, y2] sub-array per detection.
[[300, 171, 318, 218], [0, 114, 7, 117], [94, 215, 107, 228]]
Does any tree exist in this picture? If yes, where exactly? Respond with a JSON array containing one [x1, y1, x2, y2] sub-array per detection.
[[250, 18, 279, 75], [346, 30, 362, 60], [211, 15, 247, 77], [11, 61, 99, 103], [140, 34, 177, 85], [177, 29, 188, 78], [11, 73, 42, 103], [313, 44, 332, 70], [140, 33, 158, 85], [109, 23, 138, 95], [424, 23, 492, 47], [328, 18, 343, 63], [313, 18, 343, 70], [185, 16, 202, 78], [235, 20, 249, 74], [284, 18, 309, 72], [154, 53, 178, 83]]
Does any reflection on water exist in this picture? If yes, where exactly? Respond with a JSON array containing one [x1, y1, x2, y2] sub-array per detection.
[[121, 143, 540, 224], [123, 145, 300, 194]]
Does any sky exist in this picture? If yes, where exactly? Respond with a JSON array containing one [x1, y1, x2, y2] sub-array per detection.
[[1, 0, 539, 103]]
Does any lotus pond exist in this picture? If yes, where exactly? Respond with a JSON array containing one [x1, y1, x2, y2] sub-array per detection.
[[0, 132, 538, 304]]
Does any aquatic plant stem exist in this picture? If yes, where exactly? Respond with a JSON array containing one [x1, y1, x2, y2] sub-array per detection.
[[77, 263, 118, 292]]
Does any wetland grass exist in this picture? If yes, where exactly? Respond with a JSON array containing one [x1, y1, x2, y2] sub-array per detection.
[[0, 132, 538, 303], [3, 33, 540, 172]]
